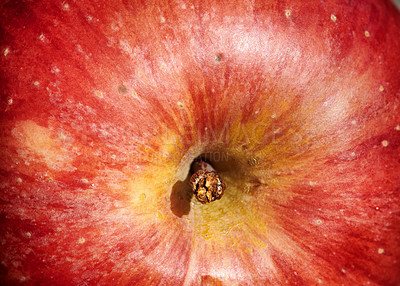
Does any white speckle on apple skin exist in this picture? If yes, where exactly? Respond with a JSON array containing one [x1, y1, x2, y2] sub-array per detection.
[[331, 14, 337, 22], [396, 125, 400, 131], [78, 237, 86, 244], [379, 85, 384, 92], [33, 81, 40, 86], [119, 39, 132, 54], [378, 248, 384, 254], [285, 10, 291, 18], [51, 65, 60, 73], [365, 30, 370, 37], [381, 140, 388, 147], [16, 177, 22, 183], [7, 98, 13, 105], [62, 2, 70, 11], [351, 120, 357, 125], [160, 62, 167, 71], [39, 33, 45, 41], [76, 44, 84, 54], [26, 232, 31, 238], [4, 47, 9, 56], [160, 16, 166, 23], [94, 90, 103, 98], [86, 15, 97, 22], [81, 178, 89, 184], [341, 268, 346, 273]]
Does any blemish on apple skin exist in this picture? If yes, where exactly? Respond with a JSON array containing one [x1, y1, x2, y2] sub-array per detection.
[[364, 30, 370, 37], [330, 14, 337, 22], [247, 157, 258, 166], [215, 53, 223, 62], [39, 33, 45, 41], [285, 10, 291, 18], [177, 101, 184, 109], [118, 85, 128, 95], [7, 98, 13, 105], [4, 47, 9, 56], [315, 219, 323, 225], [26, 232, 31, 238], [381, 140, 389, 147], [378, 248, 385, 254]]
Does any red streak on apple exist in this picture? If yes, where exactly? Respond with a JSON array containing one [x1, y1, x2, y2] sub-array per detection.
[[1, 0, 400, 285]]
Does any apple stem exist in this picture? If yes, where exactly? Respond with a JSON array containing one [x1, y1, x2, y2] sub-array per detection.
[[189, 158, 226, 204]]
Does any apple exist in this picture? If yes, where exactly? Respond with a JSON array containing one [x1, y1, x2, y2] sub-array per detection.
[[1, 0, 400, 285]]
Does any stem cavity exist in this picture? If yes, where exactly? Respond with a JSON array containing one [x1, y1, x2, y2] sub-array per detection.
[[190, 158, 225, 204]]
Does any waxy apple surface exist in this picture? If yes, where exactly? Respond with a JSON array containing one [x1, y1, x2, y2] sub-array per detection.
[[1, 0, 400, 285]]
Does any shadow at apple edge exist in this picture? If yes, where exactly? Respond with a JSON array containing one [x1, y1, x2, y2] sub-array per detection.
[[170, 175, 193, 217]]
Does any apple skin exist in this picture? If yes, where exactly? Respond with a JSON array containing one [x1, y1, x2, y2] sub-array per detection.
[[1, 0, 400, 285]]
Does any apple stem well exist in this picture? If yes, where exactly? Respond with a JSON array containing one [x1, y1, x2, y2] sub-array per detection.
[[189, 158, 226, 204]]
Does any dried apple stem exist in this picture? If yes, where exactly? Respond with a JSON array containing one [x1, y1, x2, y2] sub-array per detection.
[[190, 159, 226, 204]]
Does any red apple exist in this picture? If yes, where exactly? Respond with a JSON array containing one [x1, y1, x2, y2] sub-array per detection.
[[1, 0, 400, 285]]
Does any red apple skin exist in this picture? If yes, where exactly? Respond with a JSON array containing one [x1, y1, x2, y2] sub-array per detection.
[[1, 0, 400, 285]]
